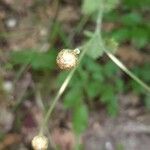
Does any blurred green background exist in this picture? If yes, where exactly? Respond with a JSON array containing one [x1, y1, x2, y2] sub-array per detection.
[[0, 0, 150, 149]]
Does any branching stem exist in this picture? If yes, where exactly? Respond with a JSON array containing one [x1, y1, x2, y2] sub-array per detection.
[[38, 0, 150, 138], [39, 45, 94, 135]]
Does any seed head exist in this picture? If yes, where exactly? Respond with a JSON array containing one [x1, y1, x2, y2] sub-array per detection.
[[32, 135, 48, 150]]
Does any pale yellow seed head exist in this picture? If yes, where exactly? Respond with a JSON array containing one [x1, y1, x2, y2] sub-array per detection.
[[56, 49, 78, 70], [32, 135, 48, 150]]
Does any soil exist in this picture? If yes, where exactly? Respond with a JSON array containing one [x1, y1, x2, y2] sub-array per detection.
[[0, 0, 150, 150]]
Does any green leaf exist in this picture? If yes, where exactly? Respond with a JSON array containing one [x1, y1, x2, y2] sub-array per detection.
[[84, 33, 104, 59], [130, 81, 143, 93], [73, 105, 88, 135], [116, 79, 124, 92], [64, 87, 83, 108], [104, 11, 119, 22], [83, 56, 101, 72], [86, 82, 101, 98], [92, 70, 104, 82], [123, 0, 150, 9], [100, 84, 116, 103], [100, 83, 118, 117], [82, 0, 102, 15], [131, 27, 149, 48], [103, 62, 118, 78], [82, 56, 104, 82], [82, 0, 119, 15], [132, 63, 150, 83], [10, 50, 56, 70], [105, 38, 118, 53], [11, 50, 35, 65], [77, 67, 89, 85], [111, 28, 130, 43], [104, 0, 119, 12], [130, 63, 150, 93], [120, 12, 142, 26], [106, 97, 118, 117], [56, 72, 69, 87], [31, 52, 56, 70]]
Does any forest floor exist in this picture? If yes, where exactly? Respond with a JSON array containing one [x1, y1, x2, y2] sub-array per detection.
[[0, 0, 150, 150]]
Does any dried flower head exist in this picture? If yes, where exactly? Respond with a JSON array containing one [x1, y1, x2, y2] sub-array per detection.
[[32, 135, 48, 150], [56, 49, 80, 70]]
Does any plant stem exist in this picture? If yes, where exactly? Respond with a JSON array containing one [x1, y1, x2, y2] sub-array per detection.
[[106, 51, 150, 93], [34, 88, 57, 149], [95, 2, 150, 93], [96, 2, 103, 33], [38, 0, 150, 136], [39, 46, 88, 135], [38, 1, 105, 135], [39, 67, 75, 134]]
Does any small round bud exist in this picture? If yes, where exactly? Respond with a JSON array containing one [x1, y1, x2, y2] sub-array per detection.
[[73, 48, 80, 55], [56, 49, 78, 70], [32, 135, 48, 150]]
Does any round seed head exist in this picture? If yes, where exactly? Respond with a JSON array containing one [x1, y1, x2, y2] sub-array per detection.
[[56, 49, 78, 70], [32, 135, 48, 150]]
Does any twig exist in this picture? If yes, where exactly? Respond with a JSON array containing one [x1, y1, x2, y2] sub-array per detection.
[[34, 88, 57, 149], [38, 46, 92, 135], [106, 51, 150, 93], [38, 3, 104, 135]]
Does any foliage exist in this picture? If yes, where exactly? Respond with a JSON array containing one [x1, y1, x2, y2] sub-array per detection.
[[10, 0, 149, 136], [57, 57, 124, 119], [10, 50, 57, 70], [72, 105, 88, 134], [128, 63, 150, 93], [82, 0, 119, 15], [84, 32, 104, 59], [82, 0, 102, 15], [105, 0, 150, 49]]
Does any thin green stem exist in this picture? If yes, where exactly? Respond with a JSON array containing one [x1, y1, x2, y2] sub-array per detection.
[[39, 67, 75, 134], [95, 2, 150, 93], [96, 2, 103, 33], [38, 1, 105, 136], [106, 51, 150, 93], [39, 46, 88, 135], [34, 88, 57, 149], [38, 0, 150, 137]]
